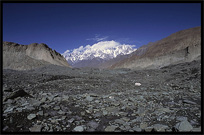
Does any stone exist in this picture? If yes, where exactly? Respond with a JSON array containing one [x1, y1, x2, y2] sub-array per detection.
[[5, 99, 14, 104], [24, 106, 35, 111], [58, 110, 65, 115], [136, 107, 146, 116], [115, 119, 125, 125], [54, 106, 60, 110], [153, 124, 169, 131], [87, 121, 99, 129], [61, 116, 66, 120], [31, 99, 42, 107], [105, 125, 118, 131], [135, 83, 141, 86], [3, 126, 9, 131], [40, 97, 47, 103], [103, 110, 108, 115], [95, 100, 100, 103], [37, 111, 43, 116], [106, 107, 120, 114], [140, 122, 148, 129], [192, 127, 201, 132], [27, 114, 36, 120], [4, 107, 14, 113], [86, 96, 94, 102], [68, 118, 75, 123], [73, 126, 84, 132], [158, 107, 171, 113], [16, 108, 23, 112], [29, 124, 42, 132], [133, 126, 142, 132], [176, 116, 188, 122], [175, 120, 193, 131], [145, 127, 154, 132], [121, 117, 130, 122], [183, 100, 197, 105]]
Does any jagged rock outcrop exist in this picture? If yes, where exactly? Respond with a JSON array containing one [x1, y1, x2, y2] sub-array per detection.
[[110, 26, 201, 69], [3, 42, 71, 70]]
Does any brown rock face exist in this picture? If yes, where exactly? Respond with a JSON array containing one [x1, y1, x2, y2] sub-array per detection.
[[110, 26, 201, 69], [3, 42, 71, 70]]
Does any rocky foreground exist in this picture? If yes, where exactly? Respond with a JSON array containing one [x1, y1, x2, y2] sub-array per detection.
[[2, 60, 201, 132]]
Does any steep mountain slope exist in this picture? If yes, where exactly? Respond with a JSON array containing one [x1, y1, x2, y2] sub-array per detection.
[[3, 42, 71, 70], [111, 26, 201, 69], [62, 40, 136, 68]]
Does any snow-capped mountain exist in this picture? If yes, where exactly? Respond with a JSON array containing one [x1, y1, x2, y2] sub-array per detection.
[[62, 40, 137, 67]]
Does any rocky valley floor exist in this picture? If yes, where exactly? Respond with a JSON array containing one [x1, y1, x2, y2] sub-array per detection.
[[2, 60, 201, 132]]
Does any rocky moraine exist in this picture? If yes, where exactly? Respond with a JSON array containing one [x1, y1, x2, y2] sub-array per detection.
[[2, 59, 201, 132]]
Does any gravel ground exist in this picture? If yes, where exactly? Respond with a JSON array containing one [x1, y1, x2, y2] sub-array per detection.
[[2, 60, 201, 132]]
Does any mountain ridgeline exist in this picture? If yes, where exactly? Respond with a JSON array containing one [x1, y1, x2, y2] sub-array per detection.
[[3, 42, 71, 70], [110, 26, 201, 69], [3, 26, 201, 70]]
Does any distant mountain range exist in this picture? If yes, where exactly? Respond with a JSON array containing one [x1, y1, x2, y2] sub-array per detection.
[[62, 40, 137, 68], [62, 26, 201, 69], [3, 26, 201, 70]]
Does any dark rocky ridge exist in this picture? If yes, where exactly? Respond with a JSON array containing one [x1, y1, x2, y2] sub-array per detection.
[[111, 26, 201, 69], [3, 42, 71, 70]]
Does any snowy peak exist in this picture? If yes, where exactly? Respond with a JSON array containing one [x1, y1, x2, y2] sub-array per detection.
[[62, 40, 137, 65]]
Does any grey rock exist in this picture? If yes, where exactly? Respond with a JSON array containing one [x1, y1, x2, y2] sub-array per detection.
[[105, 125, 118, 131], [68, 118, 75, 123], [145, 127, 154, 132], [115, 119, 125, 125], [29, 124, 42, 132], [73, 126, 84, 132], [87, 121, 99, 129], [86, 96, 94, 101], [27, 114, 36, 120], [140, 122, 148, 129], [153, 124, 169, 132], [175, 120, 193, 131], [54, 106, 60, 110], [176, 116, 188, 122], [192, 127, 201, 132], [121, 117, 130, 122], [4, 107, 14, 113], [133, 126, 142, 132], [57, 110, 65, 115], [37, 111, 43, 116], [103, 110, 108, 115], [3, 126, 9, 131], [16, 107, 23, 112], [136, 107, 146, 116], [24, 106, 35, 111], [183, 100, 197, 105], [29, 99, 42, 106]]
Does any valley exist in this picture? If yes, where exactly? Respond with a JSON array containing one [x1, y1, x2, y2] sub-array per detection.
[[2, 59, 201, 132]]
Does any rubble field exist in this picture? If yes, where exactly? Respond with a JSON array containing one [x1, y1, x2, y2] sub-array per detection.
[[2, 60, 201, 132]]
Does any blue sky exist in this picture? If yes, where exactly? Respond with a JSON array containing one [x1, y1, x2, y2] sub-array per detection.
[[3, 3, 201, 53]]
